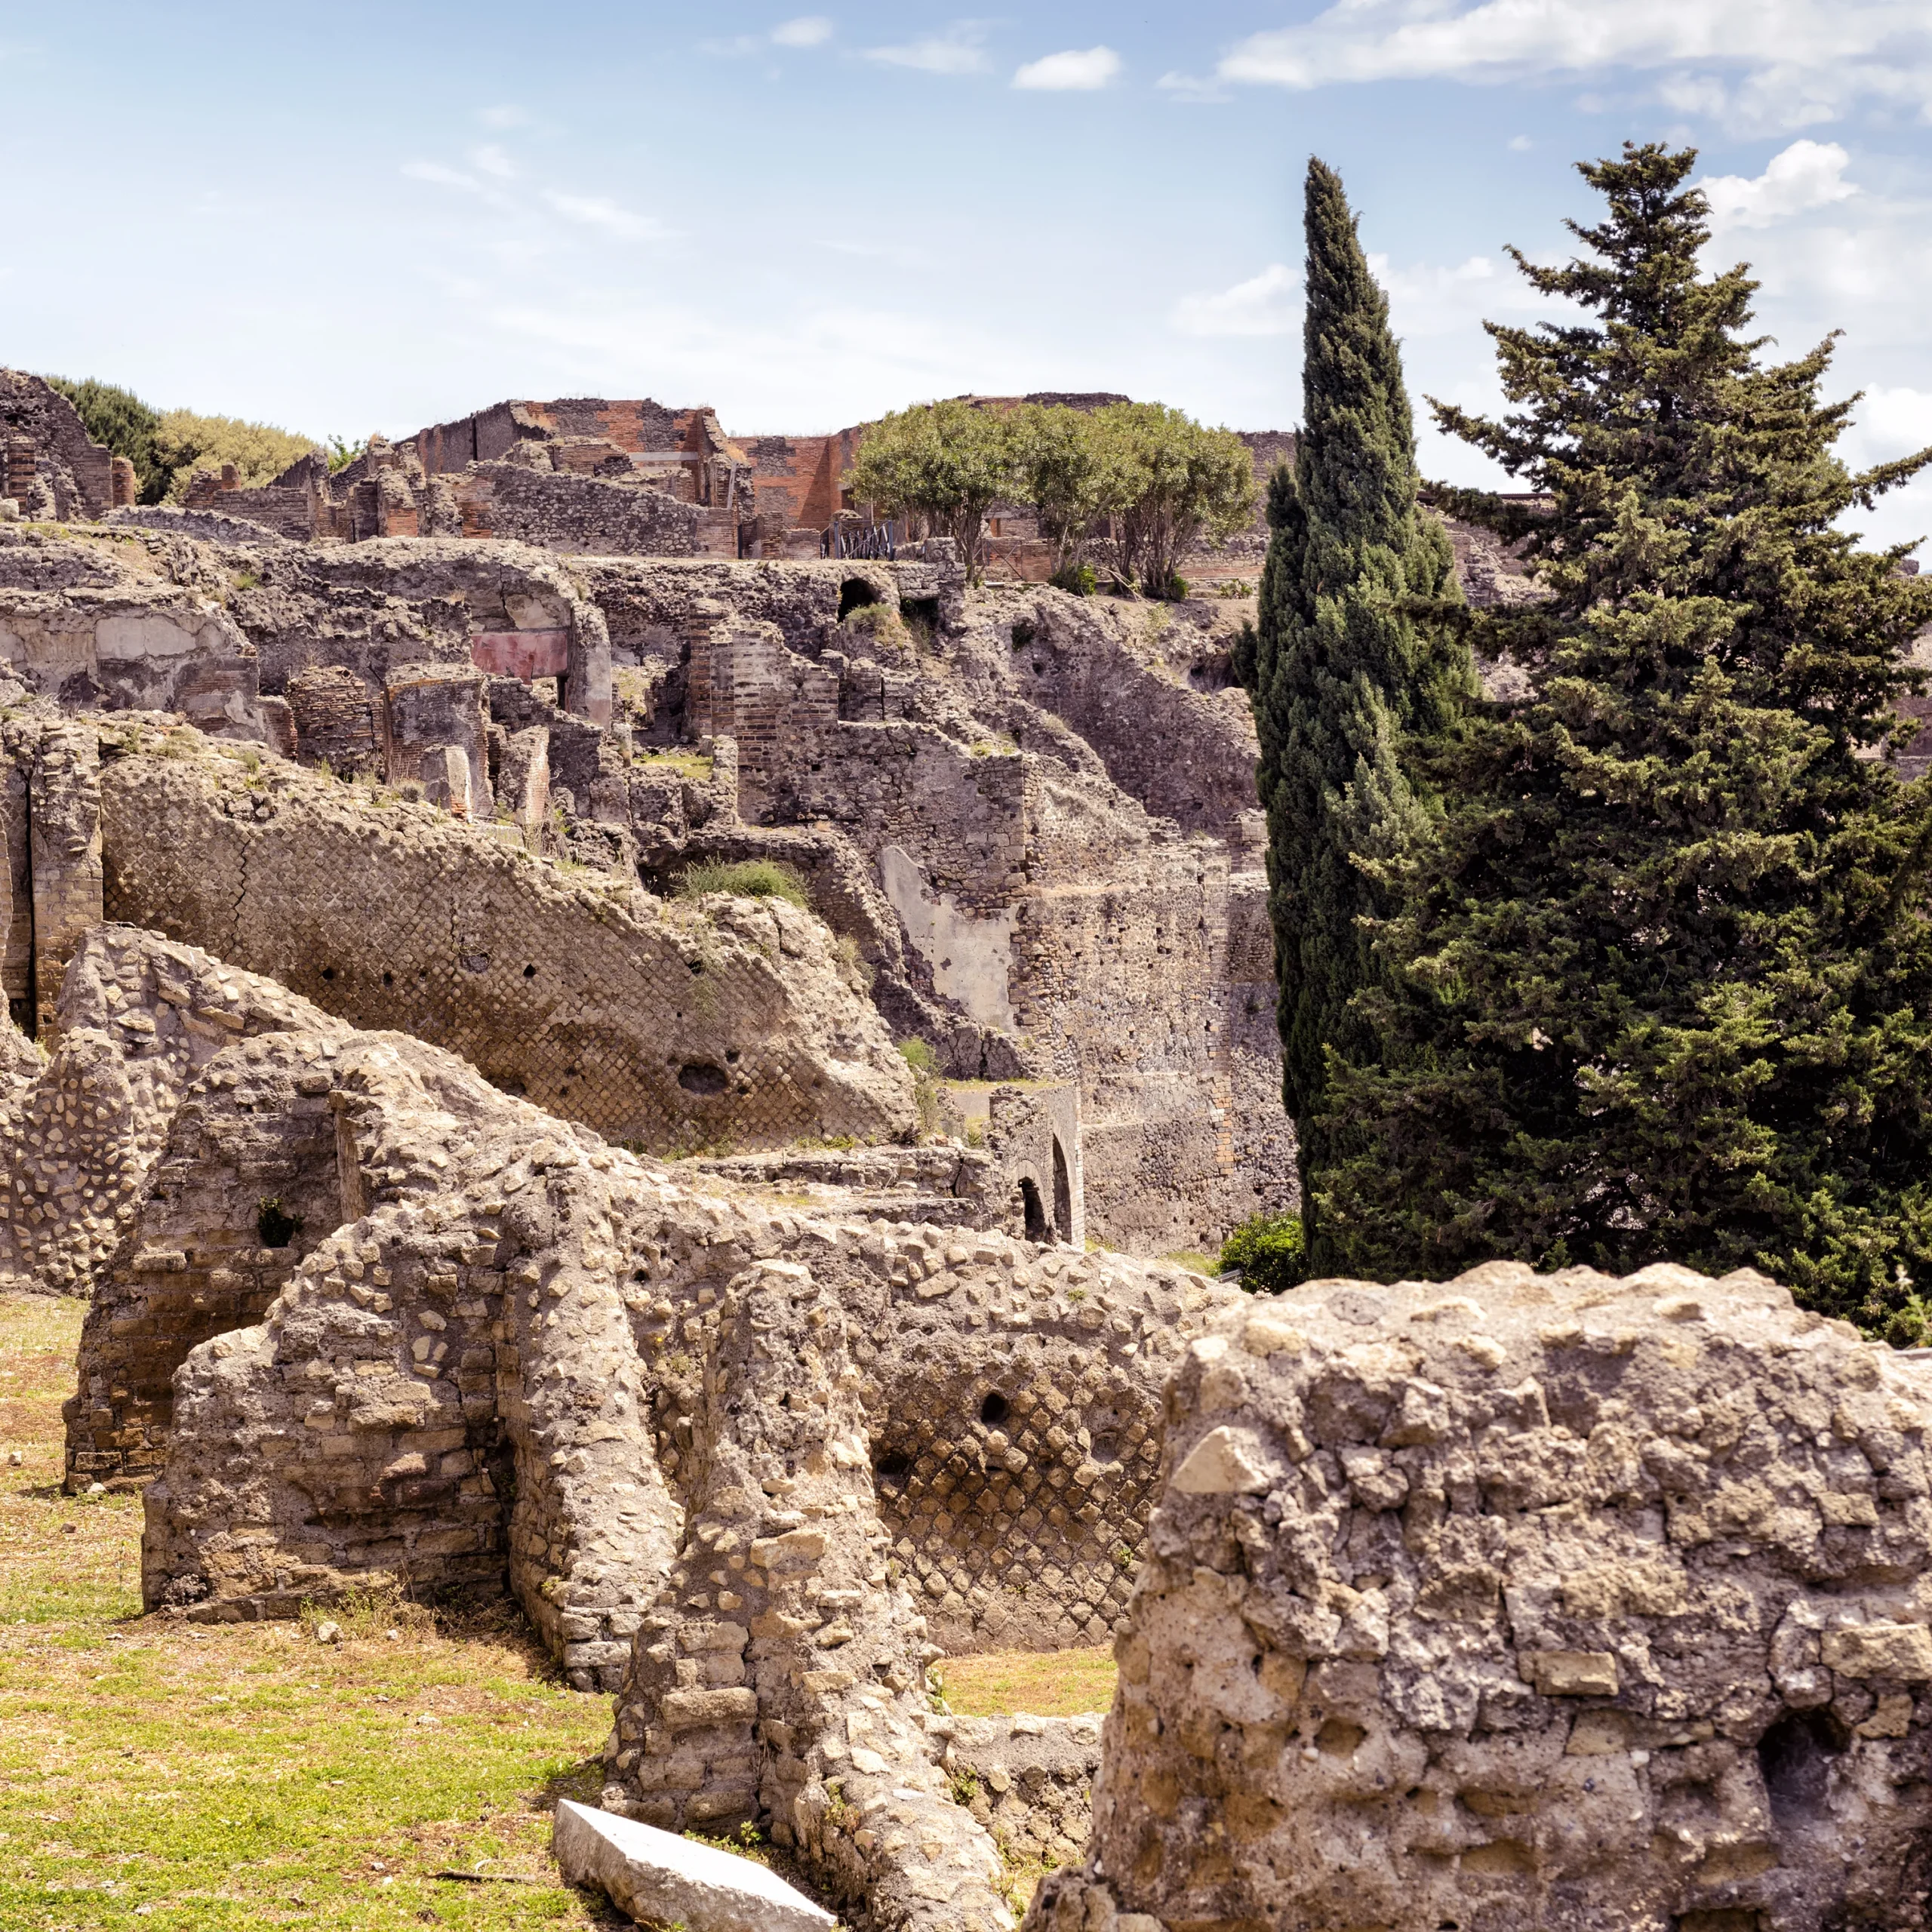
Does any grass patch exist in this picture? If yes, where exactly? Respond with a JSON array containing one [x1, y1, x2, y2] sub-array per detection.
[[0, 1293, 621, 1930], [629, 746, 713, 782], [675, 859, 807, 909], [1161, 1250, 1219, 1278], [935, 1645, 1116, 1719]]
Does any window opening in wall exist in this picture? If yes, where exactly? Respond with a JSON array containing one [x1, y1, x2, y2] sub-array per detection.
[[1051, 1138, 1072, 1244], [1019, 1176, 1048, 1241], [980, 1391, 1010, 1427], [838, 578, 881, 620], [874, 1449, 912, 1484]]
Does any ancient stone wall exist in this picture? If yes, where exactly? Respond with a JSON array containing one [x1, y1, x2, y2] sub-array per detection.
[[0, 532, 268, 734], [943, 1715, 1102, 1880], [0, 371, 115, 521], [96, 729, 915, 1152], [448, 462, 721, 558], [1032, 1260, 1932, 1932]]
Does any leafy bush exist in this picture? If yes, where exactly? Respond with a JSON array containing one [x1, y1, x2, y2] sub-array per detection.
[[675, 858, 808, 907], [898, 1036, 937, 1073], [1218, 1211, 1306, 1293], [156, 408, 322, 502], [844, 601, 911, 651], [1050, 561, 1097, 596]]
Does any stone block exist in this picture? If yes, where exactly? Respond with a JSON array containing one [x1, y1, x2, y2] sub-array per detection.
[[552, 1799, 834, 1931]]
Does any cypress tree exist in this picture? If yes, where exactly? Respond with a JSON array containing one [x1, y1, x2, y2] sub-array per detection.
[[1247, 158, 1472, 1269], [1317, 143, 1932, 1336]]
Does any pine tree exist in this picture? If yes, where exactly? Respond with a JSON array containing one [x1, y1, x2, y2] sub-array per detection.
[[1316, 142, 1932, 1336], [1246, 158, 1472, 1269]]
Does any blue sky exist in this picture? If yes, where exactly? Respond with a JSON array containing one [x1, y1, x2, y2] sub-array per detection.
[[6, 1, 1932, 550]]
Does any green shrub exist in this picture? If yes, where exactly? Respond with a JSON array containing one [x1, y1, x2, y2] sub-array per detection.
[[1219, 1211, 1306, 1293], [845, 601, 911, 651], [675, 858, 808, 908], [1050, 561, 1097, 597], [898, 1036, 937, 1073]]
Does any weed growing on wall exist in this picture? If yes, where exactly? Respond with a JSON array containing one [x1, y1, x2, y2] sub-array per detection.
[[675, 857, 808, 908]]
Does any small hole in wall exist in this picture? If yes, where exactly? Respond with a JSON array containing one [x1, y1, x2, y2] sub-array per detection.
[[382, 971, 393, 987], [874, 1450, 912, 1483], [321, 968, 336, 982], [1759, 1708, 1847, 1825], [980, 1392, 1010, 1428], [678, 1063, 729, 1096], [524, 964, 537, 978]]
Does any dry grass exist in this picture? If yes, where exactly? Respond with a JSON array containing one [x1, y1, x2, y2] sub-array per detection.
[[0, 1292, 619, 1931], [937, 1645, 1118, 1719]]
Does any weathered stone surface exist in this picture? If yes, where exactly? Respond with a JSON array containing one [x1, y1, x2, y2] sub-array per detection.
[[943, 1713, 1103, 1877], [552, 1798, 835, 1931], [94, 723, 914, 1152], [1030, 1260, 1932, 1932]]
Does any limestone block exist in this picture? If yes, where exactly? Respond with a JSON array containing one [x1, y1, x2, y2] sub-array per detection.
[[1037, 1261, 1932, 1932], [552, 1799, 834, 1931]]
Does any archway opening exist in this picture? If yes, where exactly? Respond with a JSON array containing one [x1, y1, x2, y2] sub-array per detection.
[[1051, 1138, 1072, 1244], [838, 578, 881, 620], [1019, 1176, 1048, 1241]]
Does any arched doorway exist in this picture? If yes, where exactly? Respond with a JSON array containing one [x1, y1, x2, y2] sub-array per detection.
[[1018, 1176, 1048, 1241]]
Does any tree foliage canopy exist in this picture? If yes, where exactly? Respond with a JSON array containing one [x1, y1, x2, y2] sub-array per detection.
[[1245, 158, 1472, 1266], [843, 397, 1254, 593], [1313, 142, 1932, 1338]]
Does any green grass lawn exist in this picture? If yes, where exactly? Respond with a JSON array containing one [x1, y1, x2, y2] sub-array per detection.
[[0, 1294, 617, 1932]]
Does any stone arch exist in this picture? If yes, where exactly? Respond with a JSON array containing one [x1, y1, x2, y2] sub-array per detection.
[[838, 577, 882, 620], [1051, 1136, 1073, 1244], [1018, 1174, 1048, 1241]]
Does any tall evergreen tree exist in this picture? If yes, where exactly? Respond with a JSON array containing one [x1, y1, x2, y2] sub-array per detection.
[[1317, 143, 1932, 1336], [1245, 158, 1472, 1269]]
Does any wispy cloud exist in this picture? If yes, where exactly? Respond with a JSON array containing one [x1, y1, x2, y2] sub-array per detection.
[[1699, 139, 1858, 229], [469, 143, 517, 180], [863, 20, 990, 75], [543, 192, 673, 242], [1173, 263, 1300, 337], [1014, 45, 1121, 91], [771, 16, 833, 48], [401, 159, 481, 192], [1211, 0, 1932, 134], [477, 103, 529, 129], [705, 14, 834, 56], [1156, 70, 1230, 105]]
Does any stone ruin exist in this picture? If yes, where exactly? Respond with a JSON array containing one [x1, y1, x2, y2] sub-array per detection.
[[10, 369, 1927, 1928], [17, 921, 1230, 1926], [1030, 1263, 1932, 1932]]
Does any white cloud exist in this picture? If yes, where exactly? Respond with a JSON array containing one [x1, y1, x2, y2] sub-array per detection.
[[477, 104, 528, 129], [543, 192, 673, 242], [1173, 263, 1300, 338], [770, 16, 833, 48], [1509, 134, 1533, 150], [863, 22, 990, 75], [1155, 70, 1229, 103], [1013, 46, 1121, 91], [1214, 1, 1932, 134], [1699, 139, 1857, 229], [401, 160, 481, 191], [469, 143, 517, 180]]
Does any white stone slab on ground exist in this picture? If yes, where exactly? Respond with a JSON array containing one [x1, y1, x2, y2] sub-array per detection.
[[551, 1798, 838, 1931]]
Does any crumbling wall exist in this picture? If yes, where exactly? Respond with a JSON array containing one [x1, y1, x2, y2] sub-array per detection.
[[1, 925, 345, 1302], [448, 462, 718, 558], [0, 371, 115, 521], [1032, 1260, 1932, 1932], [0, 533, 267, 734], [97, 728, 915, 1152]]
